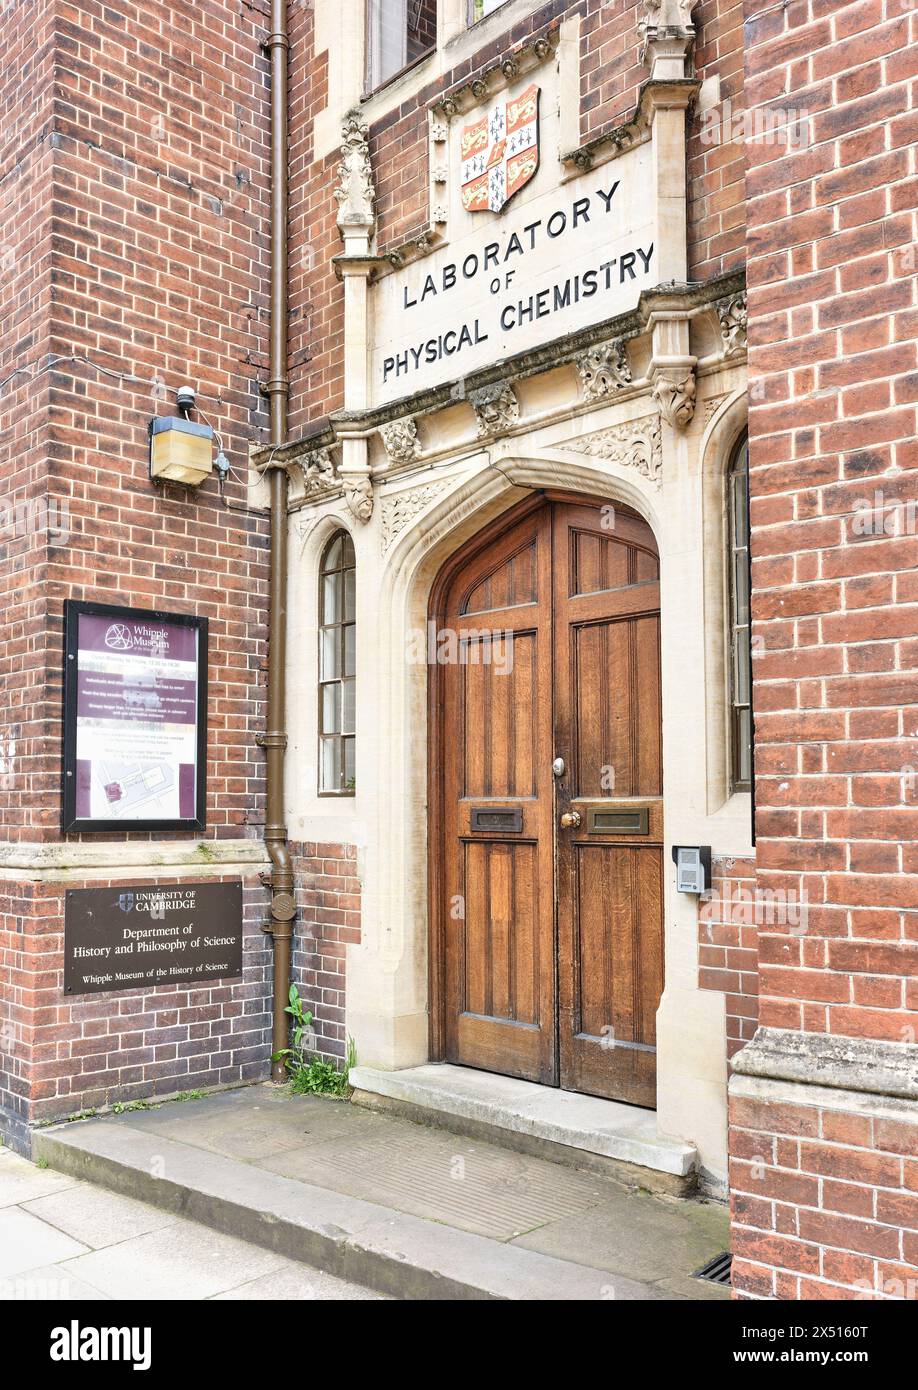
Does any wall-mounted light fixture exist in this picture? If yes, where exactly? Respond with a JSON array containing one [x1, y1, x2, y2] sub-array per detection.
[[149, 385, 214, 487]]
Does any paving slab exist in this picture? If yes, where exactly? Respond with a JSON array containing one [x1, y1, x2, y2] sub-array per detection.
[[510, 1189, 731, 1284], [263, 1118, 613, 1241], [22, 1183, 177, 1249], [0, 1262, 111, 1301], [59, 1218, 287, 1301], [118, 1089, 382, 1160], [35, 1117, 670, 1299], [211, 1259, 389, 1300], [0, 1207, 90, 1278], [0, 1150, 79, 1208]]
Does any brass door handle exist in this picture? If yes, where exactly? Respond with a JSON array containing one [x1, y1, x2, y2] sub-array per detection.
[[560, 810, 582, 829]]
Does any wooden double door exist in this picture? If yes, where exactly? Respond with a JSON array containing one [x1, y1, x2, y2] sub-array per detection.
[[431, 497, 664, 1107]]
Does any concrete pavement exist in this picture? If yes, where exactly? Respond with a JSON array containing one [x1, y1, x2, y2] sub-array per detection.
[[0, 1145, 384, 1301], [31, 1083, 731, 1300]]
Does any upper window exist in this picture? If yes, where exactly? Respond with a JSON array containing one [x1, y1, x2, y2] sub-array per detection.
[[319, 532, 356, 795], [470, 0, 509, 21], [366, 0, 437, 93], [728, 436, 752, 793]]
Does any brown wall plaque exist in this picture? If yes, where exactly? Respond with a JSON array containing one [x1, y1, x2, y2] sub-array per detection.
[[64, 881, 243, 995]]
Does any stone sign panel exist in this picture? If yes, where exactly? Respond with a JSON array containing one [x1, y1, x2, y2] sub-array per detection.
[[369, 70, 654, 402]]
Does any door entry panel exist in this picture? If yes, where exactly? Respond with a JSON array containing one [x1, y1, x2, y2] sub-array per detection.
[[435, 499, 664, 1106]]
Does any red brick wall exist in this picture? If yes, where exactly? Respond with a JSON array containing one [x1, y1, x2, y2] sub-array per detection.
[[699, 857, 759, 1058], [0, 874, 270, 1142], [746, 0, 916, 1056], [730, 1090, 918, 1300], [1, 1, 274, 841], [690, 0, 746, 279], [736, 0, 918, 1299], [0, 3, 360, 1150], [0, 0, 57, 850], [291, 841, 362, 1062]]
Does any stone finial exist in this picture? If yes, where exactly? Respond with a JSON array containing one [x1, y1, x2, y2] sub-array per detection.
[[651, 368, 697, 429], [638, 0, 699, 69], [335, 110, 375, 235], [380, 418, 421, 466], [576, 340, 633, 400], [639, 0, 699, 34]]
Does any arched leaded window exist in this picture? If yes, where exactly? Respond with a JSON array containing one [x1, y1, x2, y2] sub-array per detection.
[[728, 435, 752, 793], [318, 531, 356, 795]]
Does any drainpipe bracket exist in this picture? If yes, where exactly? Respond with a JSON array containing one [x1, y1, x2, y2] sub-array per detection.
[[260, 31, 291, 55], [260, 377, 290, 400], [256, 730, 288, 750], [261, 920, 294, 939]]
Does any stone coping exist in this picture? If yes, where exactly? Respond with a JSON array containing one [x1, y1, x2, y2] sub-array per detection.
[[0, 838, 269, 882], [731, 1027, 918, 1102]]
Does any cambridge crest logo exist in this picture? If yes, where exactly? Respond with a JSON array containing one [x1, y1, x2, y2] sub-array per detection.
[[460, 83, 540, 214]]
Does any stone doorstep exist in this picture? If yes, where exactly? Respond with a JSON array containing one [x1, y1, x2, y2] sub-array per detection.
[[349, 1063, 698, 1196], [31, 1121, 668, 1302]]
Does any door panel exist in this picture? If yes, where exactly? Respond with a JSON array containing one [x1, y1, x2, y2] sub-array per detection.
[[435, 497, 664, 1106], [442, 506, 556, 1084], [554, 503, 664, 1106]]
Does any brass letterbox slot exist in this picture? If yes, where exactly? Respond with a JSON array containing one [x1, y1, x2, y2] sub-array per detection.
[[470, 807, 523, 833], [587, 806, 649, 835]]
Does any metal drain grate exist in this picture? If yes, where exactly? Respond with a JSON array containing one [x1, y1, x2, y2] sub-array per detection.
[[693, 1251, 733, 1285]]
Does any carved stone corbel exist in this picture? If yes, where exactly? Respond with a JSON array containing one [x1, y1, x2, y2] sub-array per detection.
[[470, 383, 520, 439], [717, 292, 747, 359], [576, 340, 632, 400], [342, 474, 374, 523], [380, 417, 421, 466], [651, 366, 697, 429]]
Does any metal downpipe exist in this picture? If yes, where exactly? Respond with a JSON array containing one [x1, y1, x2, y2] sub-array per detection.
[[261, 0, 294, 1083]]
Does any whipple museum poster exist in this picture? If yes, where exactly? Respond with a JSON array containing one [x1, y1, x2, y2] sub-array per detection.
[[62, 601, 208, 832]]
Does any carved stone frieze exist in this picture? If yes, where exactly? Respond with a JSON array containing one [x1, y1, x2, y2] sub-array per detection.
[[576, 339, 633, 400], [288, 445, 373, 523], [298, 447, 336, 498], [717, 292, 748, 358], [381, 482, 449, 551], [380, 417, 421, 466], [566, 415, 663, 489], [469, 383, 520, 439], [703, 393, 728, 424]]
